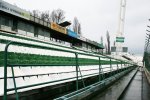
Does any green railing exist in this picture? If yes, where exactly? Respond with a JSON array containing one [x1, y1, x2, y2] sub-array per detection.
[[143, 52, 150, 70], [144, 27, 150, 71], [2, 41, 134, 100]]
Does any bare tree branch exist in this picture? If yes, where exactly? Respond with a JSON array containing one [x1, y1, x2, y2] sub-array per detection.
[[100, 36, 103, 44], [32, 10, 40, 18], [41, 11, 50, 21], [50, 9, 65, 24], [73, 17, 82, 35], [78, 23, 81, 35], [105, 44, 108, 54], [106, 31, 111, 54]]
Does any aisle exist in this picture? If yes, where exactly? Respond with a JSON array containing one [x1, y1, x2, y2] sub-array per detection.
[[120, 68, 150, 100]]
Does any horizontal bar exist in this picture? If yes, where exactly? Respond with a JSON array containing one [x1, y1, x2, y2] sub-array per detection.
[[7, 63, 124, 67], [7, 72, 101, 92], [4, 41, 132, 63], [7, 66, 133, 92], [0, 68, 99, 79]]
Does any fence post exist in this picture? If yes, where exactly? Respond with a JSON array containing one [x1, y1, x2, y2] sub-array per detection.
[[110, 58, 112, 76], [75, 53, 79, 90], [3, 42, 12, 100], [121, 61, 122, 72], [78, 67, 85, 87], [117, 60, 119, 74], [11, 66, 19, 100], [99, 57, 101, 81]]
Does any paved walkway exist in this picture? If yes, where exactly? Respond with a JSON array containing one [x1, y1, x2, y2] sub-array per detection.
[[120, 69, 150, 100], [91, 68, 150, 100], [91, 69, 137, 100]]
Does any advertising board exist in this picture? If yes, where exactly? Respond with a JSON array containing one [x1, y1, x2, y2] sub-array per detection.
[[51, 22, 67, 34], [67, 29, 77, 38], [0, 0, 30, 20], [116, 37, 125, 43]]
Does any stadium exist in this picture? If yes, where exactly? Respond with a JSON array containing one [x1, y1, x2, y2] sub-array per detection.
[[0, 0, 136, 100]]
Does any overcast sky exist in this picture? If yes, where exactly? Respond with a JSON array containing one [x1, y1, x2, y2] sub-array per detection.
[[4, 0, 150, 55]]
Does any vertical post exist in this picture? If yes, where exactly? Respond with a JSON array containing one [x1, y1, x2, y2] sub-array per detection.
[[11, 66, 19, 100], [0, 16, 1, 29], [110, 58, 112, 76], [75, 53, 79, 90], [126, 62, 127, 70], [124, 61, 126, 66], [121, 61, 123, 72], [99, 57, 101, 81], [122, 61, 124, 71], [3, 43, 9, 100], [3, 42, 12, 100], [78, 67, 85, 87], [117, 61, 119, 74]]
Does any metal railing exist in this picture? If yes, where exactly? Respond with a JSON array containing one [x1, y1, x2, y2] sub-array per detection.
[[143, 21, 150, 70], [2, 41, 134, 100]]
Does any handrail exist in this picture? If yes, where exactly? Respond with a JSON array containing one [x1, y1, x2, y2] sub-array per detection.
[[3, 41, 135, 100]]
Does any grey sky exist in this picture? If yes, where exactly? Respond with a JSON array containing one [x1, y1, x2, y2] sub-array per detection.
[[4, 0, 150, 55]]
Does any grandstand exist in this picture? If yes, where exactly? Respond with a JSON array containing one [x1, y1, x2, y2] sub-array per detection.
[[0, 0, 136, 100]]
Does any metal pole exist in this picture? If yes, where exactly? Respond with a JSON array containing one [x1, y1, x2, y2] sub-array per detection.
[[110, 58, 112, 76], [78, 67, 85, 87], [11, 66, 19, 100], [117, 61, 119, 74], [121, 61, 123, 72], [3, 42, 12, 100], [75, 53, 79, 90], [99, 57, 101, 81]]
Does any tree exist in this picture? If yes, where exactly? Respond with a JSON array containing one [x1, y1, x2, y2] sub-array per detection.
[[32, 10, 40, 17], [106, 31, 111, 54], [73, 17, 82, 35], [73, 17, 78, 33], [100, 36, 103, 45], [50, 9, 65, 24], [41, 11, 50, 21], [78, 23, 81, 35], [105, 44, 108, 54]]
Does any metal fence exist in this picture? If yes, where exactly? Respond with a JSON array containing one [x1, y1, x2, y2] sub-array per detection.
[[143, 21, 150, 70], [2, 41, 135, 100]]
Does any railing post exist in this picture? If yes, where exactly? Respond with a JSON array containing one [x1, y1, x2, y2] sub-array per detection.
[[99, 57, 101, 81], [78, 67, 85, 88], [110, 58, 112, 76], [117, 61, 119, 74], [11, 66, 19, 100], [125, 62, 127, 70], [75, 53, 79, 90], [3, 42, 12, 100], [121, 61, 122, 71]]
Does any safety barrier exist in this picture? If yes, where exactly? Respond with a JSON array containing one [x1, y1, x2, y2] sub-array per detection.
[[54, 67, 136, 100], [2, 41, 134, 100]]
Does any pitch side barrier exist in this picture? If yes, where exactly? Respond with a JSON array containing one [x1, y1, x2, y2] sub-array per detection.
[[2, 41, 136, 100]]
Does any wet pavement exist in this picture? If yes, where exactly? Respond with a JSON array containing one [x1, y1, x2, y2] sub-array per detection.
[[120, 69, 150, 100], [91, 69, 137, 100], [91, 68, 150, 100], [120, 71, 142, 100]]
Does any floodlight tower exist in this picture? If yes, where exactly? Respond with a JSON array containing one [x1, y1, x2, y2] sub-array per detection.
[[115, 0, 126, 55]]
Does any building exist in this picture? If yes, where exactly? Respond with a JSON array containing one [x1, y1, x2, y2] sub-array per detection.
[[0, 0, 104, 53]]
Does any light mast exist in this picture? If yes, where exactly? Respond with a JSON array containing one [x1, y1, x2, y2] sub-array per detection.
[[115, 0, 126, 55]]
